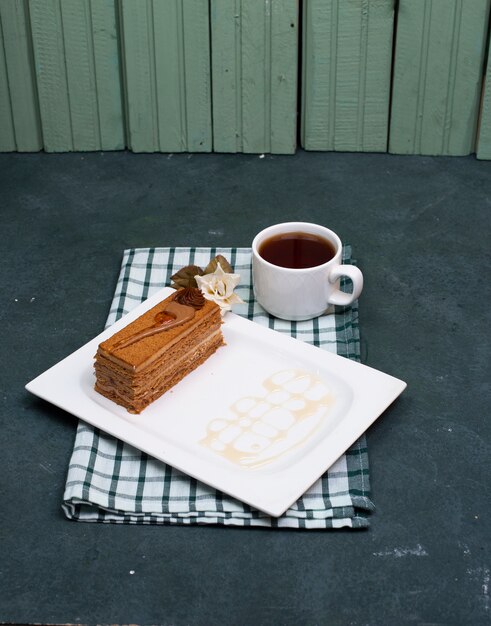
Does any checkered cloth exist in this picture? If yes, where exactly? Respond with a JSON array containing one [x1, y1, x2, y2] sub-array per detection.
[[62, 247, 374, 528]]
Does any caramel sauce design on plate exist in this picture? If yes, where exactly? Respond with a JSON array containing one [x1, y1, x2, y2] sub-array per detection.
[[112, 288, 204, 352], [200, 369, 333, 469]]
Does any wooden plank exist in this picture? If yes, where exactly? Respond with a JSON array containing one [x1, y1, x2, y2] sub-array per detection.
[[0, 0, 42, 151], [120, 0, 158, 152], [301, 0, 330, 150], [210, 0, 239, 152], [29, 0, 72, 151], [269, 0, 297, 153], [182, 0, 212, 151], [153, 0, 185, 151], [241, 1, 270, 152], [121, 0, 212, 153], [29, 0, 123, 152], [0, 14, 16, 152], [211, 0, 298, 154], [61, 0, 102, 150], [389, 0, 490, 156], [477, 44, 491, 160], [85, 0, 125, 150], [301, 0, 394, 152]]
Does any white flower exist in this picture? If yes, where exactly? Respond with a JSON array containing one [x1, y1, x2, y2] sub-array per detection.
[[195, 262, 244, 315]]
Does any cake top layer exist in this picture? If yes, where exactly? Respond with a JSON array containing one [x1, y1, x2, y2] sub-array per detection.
[[98, 289, 221, 371]]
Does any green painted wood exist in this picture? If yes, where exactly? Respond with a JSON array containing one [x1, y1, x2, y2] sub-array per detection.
[[477, 45, 491, 160], [211, 0, 297, 154], [79, 0, 125, 150], [61, 1, 104, 150], [182, 0, 213, 151], [301, 0, 394, 152], [270, 0, 298, 154], [29, 0, 72, 151], [29, 0, 124, 152], [121, 0, 211, 153], [210, 0, 237, 152], [0, 0, 42, 152], [241, 1, 269, 152], [119, 1, 156, 152], [153, 0, 185, 151], [0, 15, 16, 152], [389, 0, 490, 156]]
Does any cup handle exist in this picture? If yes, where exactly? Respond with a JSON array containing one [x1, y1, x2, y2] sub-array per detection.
[[327, 265, 364, 306]]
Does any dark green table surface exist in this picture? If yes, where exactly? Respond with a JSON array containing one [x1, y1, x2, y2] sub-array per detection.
[[1, 150, 489, 625]]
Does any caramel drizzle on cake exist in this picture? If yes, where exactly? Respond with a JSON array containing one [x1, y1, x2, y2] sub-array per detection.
[[112, 288, 206, 352]]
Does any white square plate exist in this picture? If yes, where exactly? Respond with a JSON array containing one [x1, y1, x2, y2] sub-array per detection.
[[26, 287, 406, 517]]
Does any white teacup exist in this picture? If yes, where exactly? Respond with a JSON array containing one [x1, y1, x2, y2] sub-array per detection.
[[252, 222, 363, 321]]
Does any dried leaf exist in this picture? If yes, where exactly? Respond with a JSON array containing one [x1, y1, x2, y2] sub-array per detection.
[[170, 264, 203, 289], [204, 255, 233, 275]]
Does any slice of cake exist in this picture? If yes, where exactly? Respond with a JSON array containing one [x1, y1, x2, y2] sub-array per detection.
[[94, 287, 224, 413]]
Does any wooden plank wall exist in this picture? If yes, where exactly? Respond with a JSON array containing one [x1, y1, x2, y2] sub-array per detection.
[[389, 0, 490, 156], [120, 0, 212, 153], [301, 0, 395, 152], [477, 45, 491, 160], [0, 0, 489, 158], [29, 0, 124, 152], [0, 0, 42, 151], [211, 0, 298, 154]]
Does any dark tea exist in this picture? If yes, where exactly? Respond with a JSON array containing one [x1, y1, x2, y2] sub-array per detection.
[[258, 231, 336, 269]]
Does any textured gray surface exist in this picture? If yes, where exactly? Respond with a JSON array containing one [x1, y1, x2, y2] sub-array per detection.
[[1, 150, 490, 625]]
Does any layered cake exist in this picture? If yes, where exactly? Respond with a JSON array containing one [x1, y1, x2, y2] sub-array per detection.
[[94, 287, 224, 413]]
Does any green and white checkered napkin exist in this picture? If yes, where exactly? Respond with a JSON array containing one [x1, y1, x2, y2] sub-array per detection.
[[62, 247, 374, 529]]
